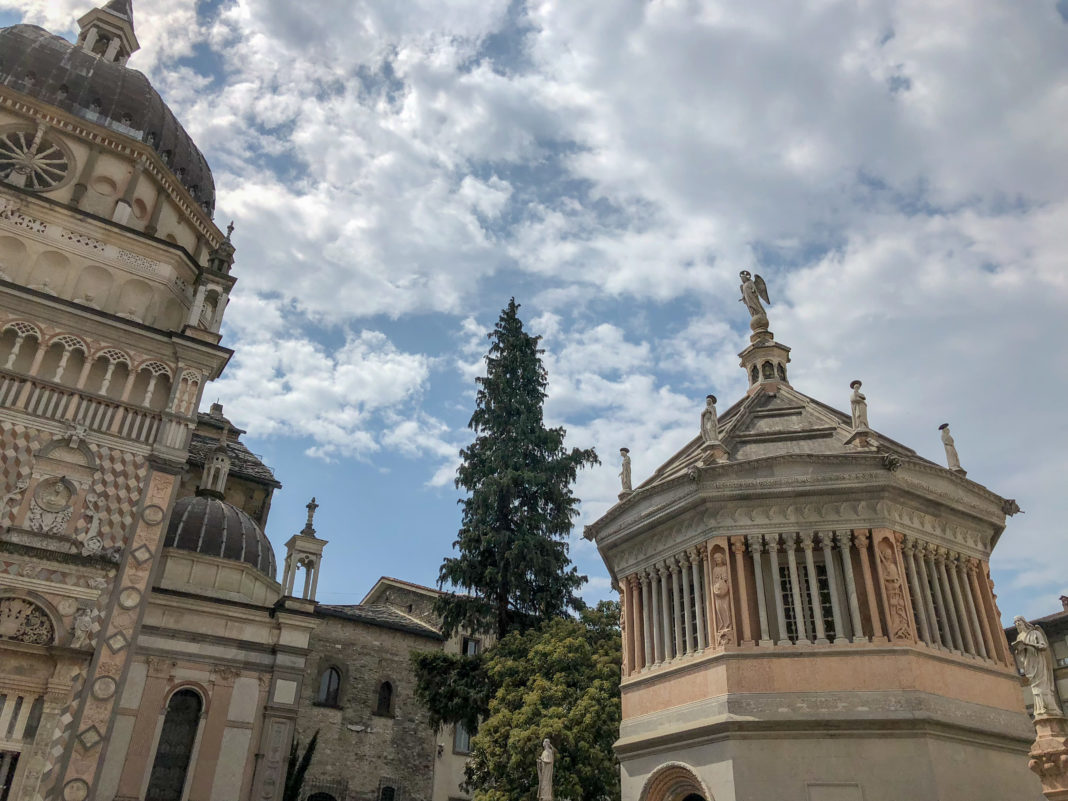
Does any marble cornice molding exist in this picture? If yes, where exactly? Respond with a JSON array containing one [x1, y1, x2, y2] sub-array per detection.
[[604, 491, 997, 577]]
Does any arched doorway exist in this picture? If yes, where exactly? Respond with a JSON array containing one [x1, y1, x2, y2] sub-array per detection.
[[639, 762, 713, 801]]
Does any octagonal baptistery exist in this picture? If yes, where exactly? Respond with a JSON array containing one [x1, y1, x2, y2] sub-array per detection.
[[586, 293, 1039, 801]]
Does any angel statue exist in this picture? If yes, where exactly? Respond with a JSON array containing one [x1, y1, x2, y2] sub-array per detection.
[[739, 270, 770, 332], [1013, 616, 1062, 716]]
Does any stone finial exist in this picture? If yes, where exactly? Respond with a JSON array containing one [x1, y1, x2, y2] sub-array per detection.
[[225, 220, 235, 239], [302, 497, 319, 536], [618, 448, 632, 497], [938, 423, 966, 476]]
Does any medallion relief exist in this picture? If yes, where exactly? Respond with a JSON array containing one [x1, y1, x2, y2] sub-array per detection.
[[27, 477, 76, 535]]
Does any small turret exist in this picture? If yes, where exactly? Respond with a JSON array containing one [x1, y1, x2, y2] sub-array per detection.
[[76, 0, 139, 65]]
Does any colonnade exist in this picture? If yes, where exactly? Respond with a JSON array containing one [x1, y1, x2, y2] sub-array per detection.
[[619, 529, 1012, 678]]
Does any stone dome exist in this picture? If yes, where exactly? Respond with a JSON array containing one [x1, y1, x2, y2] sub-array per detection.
[[0, 23, 215, 215], [165, 495, 276, 578]]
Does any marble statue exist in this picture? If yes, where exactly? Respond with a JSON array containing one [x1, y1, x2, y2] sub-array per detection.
[[701, 394, 720, 444], [849, 380, 869, 430], [939, 423, 963, 472], [1, 478, 29, 520], [739, 270, 770, 329], [70, 607, 93, 648], [537, 738, 556, 800], [711, 551, 732, 644], [619, 448, 632, 493], [1013, 616, 1062, 716]]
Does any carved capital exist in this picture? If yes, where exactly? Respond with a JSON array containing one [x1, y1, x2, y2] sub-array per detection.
[[965, 557, 981, 575], [799, 532, 815, 551], [730, 536, 746, 554], [746, 534, 764, 553], [834, 531, 852, 549], [853, 530, 870, 548]]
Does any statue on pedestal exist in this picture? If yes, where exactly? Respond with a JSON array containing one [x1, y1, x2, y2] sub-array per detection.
[[849, 380, 869, 430], [739, 271, 770, 333], [537, 738, 556, 800], [701, 395, 720, 444], [619, 448, 632, 494], [1014, 617, 1063, 716], [939, 423, 964, 473]]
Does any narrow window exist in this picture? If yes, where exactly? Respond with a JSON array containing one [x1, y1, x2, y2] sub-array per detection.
[[375, 682, 393, 716], [317, 667, 341, 707], [454, 722, 472, 754], [462, 636, 480, 656], [379, 786, 395, 801], [145, 689, 202, 801]]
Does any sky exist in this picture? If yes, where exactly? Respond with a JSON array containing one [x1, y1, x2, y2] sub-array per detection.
[[3, 0, 1067, 623]]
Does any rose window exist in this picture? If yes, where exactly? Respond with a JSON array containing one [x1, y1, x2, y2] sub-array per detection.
[[0, 127, 73, 191]]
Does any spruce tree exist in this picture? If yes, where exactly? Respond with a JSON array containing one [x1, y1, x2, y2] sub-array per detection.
[[437, 298, 598, 640]]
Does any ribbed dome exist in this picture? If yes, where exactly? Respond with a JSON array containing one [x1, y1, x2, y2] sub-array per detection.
[[0, 24, 215, 215], [165, 495, 276, 578]]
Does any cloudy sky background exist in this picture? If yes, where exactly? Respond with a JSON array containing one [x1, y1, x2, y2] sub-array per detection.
[[4, 0, 1067, 621]]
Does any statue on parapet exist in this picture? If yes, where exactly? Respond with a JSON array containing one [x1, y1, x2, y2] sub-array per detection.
[[739, 270, 770, 333], [1014, 616, 1063, 717]]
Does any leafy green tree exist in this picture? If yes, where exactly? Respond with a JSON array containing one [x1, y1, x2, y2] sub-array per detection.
[[464, 602, 622, 801], [436, 298, 598, 640]]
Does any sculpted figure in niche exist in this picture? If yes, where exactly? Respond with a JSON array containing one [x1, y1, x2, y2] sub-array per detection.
[[1, 478, 29, 523], [618, 448, 632, 493], [1013, 617, 1062, 716], [849, 380, 869, 430], [939, 423, 963, 472], [877, 541, 911, 640], [70, 607, 93, 648], [537, 738, 556, 800], [701, 394, 720, 445], [711, 550, 733, 644]]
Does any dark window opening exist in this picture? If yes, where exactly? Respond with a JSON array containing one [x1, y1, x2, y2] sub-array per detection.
[[145, 689, 201, 801], [317, 667, 341, 707], [374, 682, 393, 717]]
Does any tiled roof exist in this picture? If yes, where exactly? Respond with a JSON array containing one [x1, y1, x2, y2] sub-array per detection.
[[188, 431, 280, 488], [317, 603, 443, 639]]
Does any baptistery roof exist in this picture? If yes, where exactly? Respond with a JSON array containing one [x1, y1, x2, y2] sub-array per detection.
[[165, 495, 276, 578], [0, 23, 215, 214]]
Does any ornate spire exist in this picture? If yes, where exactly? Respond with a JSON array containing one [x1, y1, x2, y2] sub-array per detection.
[[76, 0, 139, 65], [198, 432, 231, 499], [736, 270, 791, 394]]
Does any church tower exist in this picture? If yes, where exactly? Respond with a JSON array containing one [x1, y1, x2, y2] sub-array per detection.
[[0, 3, 236, 800], [587, 272, 1040, 801]]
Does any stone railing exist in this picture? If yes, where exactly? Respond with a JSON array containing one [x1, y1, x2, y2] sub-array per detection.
[[0, 369, 164, 446]]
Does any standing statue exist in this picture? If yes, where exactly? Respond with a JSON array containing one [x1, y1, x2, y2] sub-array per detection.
[[619, 448, 632, 493], [849, 380, 869, 430], [938, 423, 963, 472], [739, 270, 770, 331], [0, 478, 29, 525], [1013, 617, 1063, 716], [711, 551, 733, 644], [70, 607, 93, 648], [537, 738, 556, 800], [701, 395, 720, 444]]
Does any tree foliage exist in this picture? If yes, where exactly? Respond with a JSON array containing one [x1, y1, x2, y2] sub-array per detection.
[[463, 602, 622, 801], [282, 729, 318, 801], [410, 650, 490, 734], [436, 298, 599, 641]]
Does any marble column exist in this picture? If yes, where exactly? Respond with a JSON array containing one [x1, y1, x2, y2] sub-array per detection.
[[767, 534, 790, 645], [671, 560, 684, 658], [853, 530, 885, 640], [819, 532, 844, 643], [946, 554, 976, 655], [731, 537, 753, 645], [649, 569, 663, 665], [935, 548, 964, 652], [835, 531, 865, 642], [641, 572, 654, 669], [659, 564, 673, 661], [680, 555, 694, 654], [691, 549, 706, 652], [785, 534, 809, 644], [956, 559, 987, 660], [916, 543, 945, 648], [965, 559, 996, 661], [903, 539, 932, 646], [747, 535, 772, 645], [800, 533, 828, 644]]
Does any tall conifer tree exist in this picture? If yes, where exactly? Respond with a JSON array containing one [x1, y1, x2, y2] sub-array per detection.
[[436, 298, 598, 640]]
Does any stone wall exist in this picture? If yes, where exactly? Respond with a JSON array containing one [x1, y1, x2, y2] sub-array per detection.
[[296, 613, 443, 801]]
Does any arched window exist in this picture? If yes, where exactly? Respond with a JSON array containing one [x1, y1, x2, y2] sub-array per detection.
[[374, 681, 393, 717], [145, 689, 202, 801], [317, 667, 341, 707]]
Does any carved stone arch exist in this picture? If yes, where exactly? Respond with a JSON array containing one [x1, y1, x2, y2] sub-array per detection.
[[0, 592, 60, 646], [3, 320, 42, 339], [45, 333, 88, 353], [91, 347, 132, 365], [37, 436, 98, 471], [639, 762, 714, 801], [161, 681, 211, 717], [135, 359, 172, 378]]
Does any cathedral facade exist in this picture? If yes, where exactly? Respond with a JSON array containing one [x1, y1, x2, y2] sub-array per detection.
[[587, 276, 1041, 800], [0, 5, 471, 801]]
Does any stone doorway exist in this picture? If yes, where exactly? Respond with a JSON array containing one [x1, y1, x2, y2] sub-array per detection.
[[639, 763, 712, 801], [0, 751, 20, 801]]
